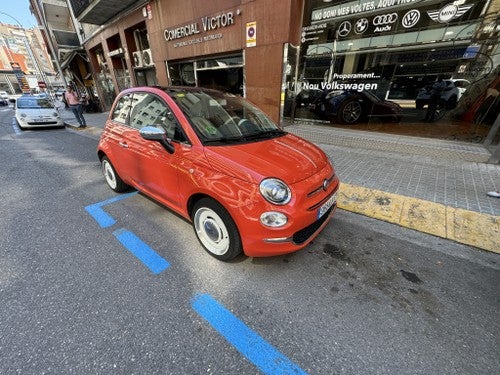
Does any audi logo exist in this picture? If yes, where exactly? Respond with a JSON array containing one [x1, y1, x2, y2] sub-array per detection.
[[373, 13, 398, 26]]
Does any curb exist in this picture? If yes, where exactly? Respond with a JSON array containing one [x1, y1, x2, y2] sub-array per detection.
[[337, 183, 500, 254]]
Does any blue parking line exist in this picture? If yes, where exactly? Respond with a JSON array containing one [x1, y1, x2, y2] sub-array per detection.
[[85, 192, 138, 228], [113, 228, 170, 274], [192, 294, 307, 375]]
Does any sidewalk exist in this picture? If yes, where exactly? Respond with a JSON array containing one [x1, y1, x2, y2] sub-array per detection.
[[62, 110, 500, 254]]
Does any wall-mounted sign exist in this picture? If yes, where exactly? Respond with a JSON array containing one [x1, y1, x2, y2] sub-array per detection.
[[164, 10, 237, 48], [246, 21, 256, 47]]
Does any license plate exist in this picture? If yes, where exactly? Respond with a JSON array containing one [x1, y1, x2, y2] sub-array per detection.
[[318, 192, 337, 219]]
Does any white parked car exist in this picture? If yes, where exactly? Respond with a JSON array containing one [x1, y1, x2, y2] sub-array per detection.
[[15, 95, 65, 130], [0, 90, 8, 105], [415, 79, 470, 109]]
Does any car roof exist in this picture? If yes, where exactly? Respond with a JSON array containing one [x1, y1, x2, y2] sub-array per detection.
[[120, 85, 232, 96]]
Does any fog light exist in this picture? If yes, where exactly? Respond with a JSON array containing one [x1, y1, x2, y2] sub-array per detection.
[[260, 212, 288, 227]]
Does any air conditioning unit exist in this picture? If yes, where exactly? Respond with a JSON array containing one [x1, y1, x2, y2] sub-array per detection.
[[132, 51, 143, 68], [142, 49, 154, 67]]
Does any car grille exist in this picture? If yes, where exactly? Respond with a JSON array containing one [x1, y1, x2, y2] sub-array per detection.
[[292, 204, 335, 244], [28, 121, 59, 125], [307, 173, 336, 199]]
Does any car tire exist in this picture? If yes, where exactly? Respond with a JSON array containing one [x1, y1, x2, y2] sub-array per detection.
[[446, 95, 458, 109], [337, 99, 363, 124], [101, 156, 130, 193], [192, 198, 242, 261]]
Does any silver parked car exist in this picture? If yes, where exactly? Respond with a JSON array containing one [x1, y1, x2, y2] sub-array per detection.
[[415, 79, 470, 109]]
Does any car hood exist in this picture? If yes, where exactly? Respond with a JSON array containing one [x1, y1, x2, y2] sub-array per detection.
[[203, 133, 328, 184], [17, 108, 58, 117]]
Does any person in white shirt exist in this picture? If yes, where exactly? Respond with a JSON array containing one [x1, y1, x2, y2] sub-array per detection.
[[64, 85, 87, 128]]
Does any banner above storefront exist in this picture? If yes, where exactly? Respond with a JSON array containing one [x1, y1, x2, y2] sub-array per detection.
[[311, 0, 419, 22]]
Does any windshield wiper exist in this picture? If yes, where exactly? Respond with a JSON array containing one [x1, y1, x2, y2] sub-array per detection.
[[203, 136, 244, 144], [244, 129, 286, 140]]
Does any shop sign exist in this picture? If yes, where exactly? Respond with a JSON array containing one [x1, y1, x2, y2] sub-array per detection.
[[301, 23, 327, 43], [311, 0, 418, 22], [164, 10, 237, 48]]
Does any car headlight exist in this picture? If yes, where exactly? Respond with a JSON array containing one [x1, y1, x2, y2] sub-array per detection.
[[260, 178, 291, 205]]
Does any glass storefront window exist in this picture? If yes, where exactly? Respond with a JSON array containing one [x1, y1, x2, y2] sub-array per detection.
[[285, 0, 499, 145], [167, 54, 244, 95]]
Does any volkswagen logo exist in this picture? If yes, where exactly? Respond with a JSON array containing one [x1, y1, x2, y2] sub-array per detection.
[[402, 10, 420, 28], [355, 18, 369, 34], [337, 21, 352, 37], [373, 13, 398, 26]]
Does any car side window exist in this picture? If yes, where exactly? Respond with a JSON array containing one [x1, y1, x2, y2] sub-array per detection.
[[129, 92, 187, 142], [111, 94, 132, 124]]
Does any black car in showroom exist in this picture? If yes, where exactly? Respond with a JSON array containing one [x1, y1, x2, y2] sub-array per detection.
[[312, 89, 403, 124]]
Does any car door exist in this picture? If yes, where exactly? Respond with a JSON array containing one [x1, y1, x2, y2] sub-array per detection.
[[104, 93, 137, 181], [126, 92, 190, 210]]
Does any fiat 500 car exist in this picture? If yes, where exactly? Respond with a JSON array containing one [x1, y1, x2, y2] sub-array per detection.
[[313, 89, 402, 124], [97, 86, 340, 261], [15, 95, 64, 130]]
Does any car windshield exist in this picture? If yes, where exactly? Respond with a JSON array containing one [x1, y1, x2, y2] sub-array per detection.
[[165, 88, 284, 144], [361, 90, 383, 102], [17, 97, 54, 109]]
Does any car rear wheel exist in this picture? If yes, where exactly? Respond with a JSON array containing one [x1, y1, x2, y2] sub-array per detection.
[[446, 95, 458, 109], [101, 156, 129, 192], [337, 100, 363, 124], [192, 198, 242, 261]]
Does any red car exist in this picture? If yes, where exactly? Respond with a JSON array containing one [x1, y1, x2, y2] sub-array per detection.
[[97, 86, 340, 260]]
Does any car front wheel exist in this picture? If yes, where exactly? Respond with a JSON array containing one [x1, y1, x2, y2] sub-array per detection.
[[101, 156, 130, 192], [192, 198, 242, 261], [337, 100, 363, 124]]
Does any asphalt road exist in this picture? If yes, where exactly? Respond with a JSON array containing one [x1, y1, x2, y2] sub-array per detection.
[[1, 107, 499, 374]]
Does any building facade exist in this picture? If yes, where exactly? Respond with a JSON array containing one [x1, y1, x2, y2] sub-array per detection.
[[77, 0, 498, 141], [82, 0, 302, 123], [0, 22, 58, 94]]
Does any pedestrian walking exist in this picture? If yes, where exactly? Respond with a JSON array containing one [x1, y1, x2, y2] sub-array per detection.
[[423, 76, 446, 122], [64, 85, 87, 128]]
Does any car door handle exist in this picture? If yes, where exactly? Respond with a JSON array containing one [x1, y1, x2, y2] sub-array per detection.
[[119, 141, 128, 148]]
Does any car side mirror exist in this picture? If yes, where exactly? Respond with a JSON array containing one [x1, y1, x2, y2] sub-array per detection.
[[139, 126, 175, 154]]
